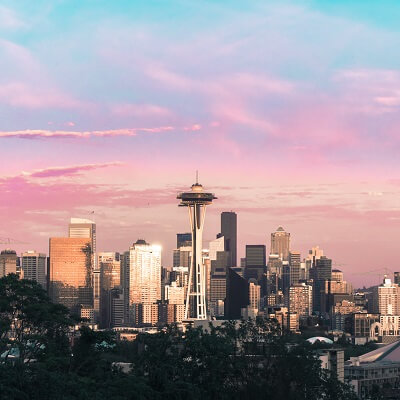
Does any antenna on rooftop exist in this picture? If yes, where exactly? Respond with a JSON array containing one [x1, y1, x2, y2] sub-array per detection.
[[196, 170, 199, 184]]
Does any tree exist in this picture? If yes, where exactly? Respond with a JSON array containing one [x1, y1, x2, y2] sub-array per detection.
[[0, 274, 72, 363]]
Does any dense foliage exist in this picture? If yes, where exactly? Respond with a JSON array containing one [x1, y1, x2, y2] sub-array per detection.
[[0, 275, 358, 399]]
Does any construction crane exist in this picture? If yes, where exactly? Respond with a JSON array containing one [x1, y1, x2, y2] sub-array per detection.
[[0, 238, 29, 246]]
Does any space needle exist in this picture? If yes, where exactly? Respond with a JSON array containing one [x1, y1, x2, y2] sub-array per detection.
[[177, 176, 217, 320]]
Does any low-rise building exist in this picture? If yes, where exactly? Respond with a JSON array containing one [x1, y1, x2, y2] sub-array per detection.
[[345, 340, 400, 399]]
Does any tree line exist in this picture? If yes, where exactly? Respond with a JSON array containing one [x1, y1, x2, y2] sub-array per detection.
[[0, 274, 358, 399]]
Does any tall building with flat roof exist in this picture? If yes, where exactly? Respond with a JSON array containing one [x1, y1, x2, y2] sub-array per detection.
[[311, 256, 332, 313], [98, 252, 121, 328], [220, 211, 237, 268], [127, 239, 161, 323], [287, 283, 312, 317], [49, 237, 93, 313], [21, 251, 46, 288], [289, 251, 301, 286], [165, 282, 185, 305], [372, 277, 400, 316], [69, 218, 96, 256], [246, 245, 266, 267], [0, 249, 17, 277], [225, 268, 249, 319], [69, 218, 97, 317], [177, 233, 191, 248], [245, 245, 267, 295], [270, 227, 290, 261]]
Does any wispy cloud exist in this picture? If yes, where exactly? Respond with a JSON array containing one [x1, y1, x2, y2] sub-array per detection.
[[24, 162, 123, 178], [0, 125, 202, 140]]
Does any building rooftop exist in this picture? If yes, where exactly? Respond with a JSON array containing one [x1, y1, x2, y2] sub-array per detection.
[[357, 340, 400, 363]]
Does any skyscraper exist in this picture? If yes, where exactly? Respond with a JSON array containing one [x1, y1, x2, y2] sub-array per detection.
[[127, 239, 161, 324], [177, 180, 216, 320], [98, 252, 121, 328], [307, 246, 324, 267], [0, 249, 17, 277], [287, 283, 313, 317], [177, 233, 192, 248], [245, 245, 266, 294], [69, 218, 97, 318], [372, 277, 400, 315], [225, 268, 249, 319], [165, 282, 185, 304], [220, 211, 237, 267], [209, 237, 228, 317], [270, 227, 290, 261], [289, 251, 301, 286], [311, 256, 332, 313], [68, 218, 96, 256], [21, 251, 46, 288], [48, 237, 93, 313], [246, 245, 266, 267]]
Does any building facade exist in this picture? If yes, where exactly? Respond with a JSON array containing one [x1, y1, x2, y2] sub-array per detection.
[[270, 227, 290, 261], [21, 251, 46, 288], [48, 237, 93, 313]]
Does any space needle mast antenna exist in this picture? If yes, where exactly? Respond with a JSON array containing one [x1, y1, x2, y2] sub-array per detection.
[[177, 177, 217, 320]]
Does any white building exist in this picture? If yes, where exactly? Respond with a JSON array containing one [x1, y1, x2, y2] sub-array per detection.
[[21, 251, 46, 288], [128, 240, 161, 320], [373, 277, 400, 316], [165, 282, 185, 305]]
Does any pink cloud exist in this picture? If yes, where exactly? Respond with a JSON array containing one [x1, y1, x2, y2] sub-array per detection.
[[25, 162, 123, 178], [0, 126, 176, 139], [0, 176, 179, 213]]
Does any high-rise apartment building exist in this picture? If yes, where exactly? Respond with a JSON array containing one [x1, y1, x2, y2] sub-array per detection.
[[127, 239, 161, 324], [0, 249, 17, 277], [372, 277, 400, 316], [220, 211, 237, 267], [249, 279, 261, 311], [165, 282, 185, 305], [287, 283, 312, 317], [270, 227, 290, 261], [48, 237, 93, 313], [21, 251, 46, 288]]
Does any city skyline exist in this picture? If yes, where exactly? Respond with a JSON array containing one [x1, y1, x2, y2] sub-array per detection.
[[1, 1, 400, 287]]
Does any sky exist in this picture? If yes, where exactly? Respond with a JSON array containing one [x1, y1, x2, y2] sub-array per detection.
[[1, 0, 400, 287]]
